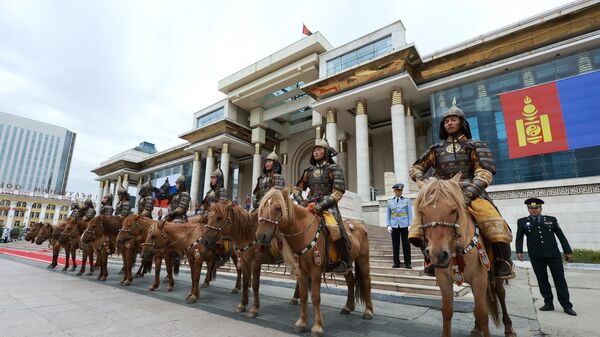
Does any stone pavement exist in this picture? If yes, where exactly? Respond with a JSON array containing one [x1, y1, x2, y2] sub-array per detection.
[[1, 246, 597, 337]]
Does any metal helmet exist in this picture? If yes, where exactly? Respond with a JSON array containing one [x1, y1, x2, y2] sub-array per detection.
[[264, 146, 282, 175], [84, 199, 93, 208], [175, 175, 187, 191], [139, 181, 153, 197], [70, 201, 79, 209], [210, 167, 224, 188], [311, 135, 337, 165], [266, 146, 279, 162], [438, 97, 472, 140], [117, 186, 128, 196], [103, 192, 114, 204]]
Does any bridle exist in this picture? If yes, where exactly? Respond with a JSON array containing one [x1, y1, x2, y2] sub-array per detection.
[[83, 220, 105, 242], [258, 198, 317, 238]]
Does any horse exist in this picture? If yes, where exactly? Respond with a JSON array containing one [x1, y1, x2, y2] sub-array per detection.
[[141, 217, 241, 303], [203, 201, 300, 318], [80, 215, 124, 281], [414, 175, 516, 337], [255, 188, 373, 337], [34, 221, 77, 271], [58, 217, 95, 276], [24, 222, 43, 243], [116, 214, 163, 286]]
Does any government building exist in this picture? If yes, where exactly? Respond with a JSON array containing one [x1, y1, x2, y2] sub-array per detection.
[[93, 1, 600, 250]]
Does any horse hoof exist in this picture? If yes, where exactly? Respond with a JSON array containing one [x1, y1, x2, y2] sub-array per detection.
[[149, 286, 157, 291], [340, 308, 351, 315], [311, 331, 323, 337], [294, 325, 307, 333], [470, 331, 483, 337], [47, 264, 56, 269], [166, 286, 173, 292], [100, 276, 107, 281], [119, 270, 124, 275], [235, 305, 246, 313], [123, 280, 131, 286], [62, 267, 68, 272], [201, 283, 209, 289], [186, 296, 197, 304], [71, 267, 76, 271], [362, 312, 373, 320], [76, 271, 83, 276], [230, 288, 239, 294], [289, 298, 298, 305], [247, 311, 258, 318], [87, 271, 93, 276]]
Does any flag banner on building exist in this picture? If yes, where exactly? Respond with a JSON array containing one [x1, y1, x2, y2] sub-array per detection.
[[500, 70, 600, 159], [302, 24, 312, 36], [153, 174, 179, 208]]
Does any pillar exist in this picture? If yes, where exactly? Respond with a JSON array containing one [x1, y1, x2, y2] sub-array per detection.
[[122, 173, 130, 191], [113, 175, 122, 209], [355, 99, 370, 201], [391, 89, 409, 190], [326, 108, 338, 152], [203, 147, 215, 198], [102, 180, 110, 197], [221, 143, 230, 190], [252, 143, 262, 193], [337, 140, 348, 182], [190, 151, 202, 209], [95, 181, 103, 213], [405, 105, 417, 176]]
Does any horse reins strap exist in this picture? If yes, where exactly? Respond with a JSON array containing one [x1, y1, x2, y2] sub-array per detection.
[[421, 221, 459, 229], [293, 222, 322, 258]]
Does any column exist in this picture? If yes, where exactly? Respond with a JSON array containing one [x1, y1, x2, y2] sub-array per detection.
[[6, 201, 16, 228], [405, 105, 417, 176], [221, 143, 230, 190], [190, 151, 202, 209], [391, 89, 409, 190], [203, 147, 215, 198], [52, 205, 61, 225], [113, 175, 122, 209], [337, 140, 348, 182], [251, 143, 262, 193], [355, 99, 370, 201], [39, 203, 48, 224], [102, 180, 110, 197], [122, 173, 130, 191], [134, 177, 142, 213], [95, 181, 103, 213], [326, 108, 338, 152]]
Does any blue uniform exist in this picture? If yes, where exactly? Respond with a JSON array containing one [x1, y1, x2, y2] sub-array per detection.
[[387, 196, 413, 268]]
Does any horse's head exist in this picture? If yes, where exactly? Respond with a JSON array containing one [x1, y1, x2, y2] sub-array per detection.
[[81, 216, 105, 244], [35, 223, 53, 245], [25, 222, 43, 242], [117, 214, 142, 245], [59, 218, 80, 244], [141, 220, 169, 259], [415, 174, 467, 268], [203, 202, 231, 245], [256, 188, 292, 246]]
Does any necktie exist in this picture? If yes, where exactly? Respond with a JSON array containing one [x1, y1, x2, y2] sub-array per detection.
[[396, 197, 399, 203]]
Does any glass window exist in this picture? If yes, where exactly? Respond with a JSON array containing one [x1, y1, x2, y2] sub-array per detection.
[[196, 107, 225, 128], [325, 36, 392, 76]]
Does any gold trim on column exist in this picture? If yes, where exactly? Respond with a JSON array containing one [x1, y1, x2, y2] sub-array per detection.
[[356, 99, 367, 115], [406, 105, 413, 117], [194, 151, 201, 161], [123, 173, 129, 182], [391, 88, 403, 105], [254, 143, 262, 155], [326, 108, 337, 124], [207, 147, 214, 158], [222, 143, 229, 154], [282, 153, 288, 165], [315, 126, 324, 139], [99, 181, 103, 188], [338, 141, 347, 153]]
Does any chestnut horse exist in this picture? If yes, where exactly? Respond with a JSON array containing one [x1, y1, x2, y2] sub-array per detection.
[[116, 214, 165, 286], [255, 188, 373, 337], [141, 218, 241, 303], [81, 215, 124, 281], [35, 222, 77, 270], [25, 222, 43, 243], [58, 217, 95, 276], [414, 175, 515, 337]]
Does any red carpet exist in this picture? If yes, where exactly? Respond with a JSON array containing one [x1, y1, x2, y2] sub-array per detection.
[[0, 247, 83, 266]]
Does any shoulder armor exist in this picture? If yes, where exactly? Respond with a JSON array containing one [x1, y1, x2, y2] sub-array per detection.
[[471, 140, 496, 174], [414, 143, 441, 165], [273, 174, 285, 189], [328, 163, 346, 192]]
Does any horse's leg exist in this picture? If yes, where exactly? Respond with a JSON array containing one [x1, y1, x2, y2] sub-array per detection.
[[231, 255, 241, 294], [236, 258, 250, 313], [100, 248, 108, 281], [341, 271, 356, 314], [248, 259, 262, 318], [495, 282, 516, 337], [437, 270, 454, 337], [70, 244, 77, 271], [120, 247, 128, 285], [294, 273, 309, 333], [149, 255, 161, 291], [357, 246, 374, 320], [165, 252, 174, 292], [188, 254, 202, 303], [290, 281, 299, 305], [62, 245, 70, 271], [309, 267, 324, 337], [201, 260, 213, 288], [87, 249, 94, 275], [49, 244, 59, 269], [471, 272, 491, 337], [78, 247, 87, 275]]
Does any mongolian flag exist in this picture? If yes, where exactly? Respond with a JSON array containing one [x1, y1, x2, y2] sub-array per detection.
[[302, 23, 312, 36], [500, 70, 600, 159]]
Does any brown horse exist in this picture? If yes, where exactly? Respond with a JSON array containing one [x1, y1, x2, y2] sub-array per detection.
[[204, 201, 300, 318], [58, 217, 95, 276], [25, 222, 43, 243], [414, 175, 516, 337], [255, 188, 373, 337], [141, 218, 241, 303], [116, 214, 163, 286], [35, 221, 77, 270], [81, 215, 124, 281]]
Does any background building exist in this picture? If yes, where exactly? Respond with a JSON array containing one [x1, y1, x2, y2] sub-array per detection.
[[0, 191, 71, 229], [0, 111, 76, 194]]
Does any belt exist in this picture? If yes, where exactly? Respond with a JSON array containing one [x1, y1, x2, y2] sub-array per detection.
[[391, 212, 408, 217]]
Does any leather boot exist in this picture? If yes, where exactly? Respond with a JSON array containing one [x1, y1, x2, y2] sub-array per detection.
[[332, 239, 351, 274], [492, 242, 515, 279]]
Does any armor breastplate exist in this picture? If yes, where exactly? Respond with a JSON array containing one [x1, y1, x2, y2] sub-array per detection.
[[307, 165, 333, 201], [433, 141, 475, 180], [100, 204, 113, 215], [205, 188, 220, 205], [139, 196, 153, 212], [256, 176, 273, 202], [170, 193, 181, 212]]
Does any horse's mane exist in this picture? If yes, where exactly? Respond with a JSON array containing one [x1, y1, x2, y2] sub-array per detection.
[[212, 202, 257, 239], [91, 215, 123, 233], [413, 178, 469, 229]]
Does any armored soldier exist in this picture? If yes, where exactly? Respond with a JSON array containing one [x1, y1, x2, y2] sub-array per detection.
[[164, 175, 191, 223], [408, 100, 514, 279], [516, 198, 576, 316], [137, 181, 154, 219], [253, 147, 285, 209], [115, 186, 132, 217], [201, 168, 228, 214], [293, 137, 349, 274], [99, 192, 114, 215], [78, 199, 96, 222], [68, 201, 80, 219]]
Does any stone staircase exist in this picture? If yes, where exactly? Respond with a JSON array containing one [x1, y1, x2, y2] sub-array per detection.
[[217, 223, 471, 298]]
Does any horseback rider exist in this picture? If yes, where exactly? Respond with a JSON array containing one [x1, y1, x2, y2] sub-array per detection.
[[408, 99, 514, 279], [78, 198, 96, 222], [99, 192, 114, 215], [293, 137, 350, 274], [67, 201, 80, 219], [115, 186, 132, 217], [253, 147, 285, 210], [200, 168, 228, 215], [137, 181, 155, 219], [164, 175, 191, 223]]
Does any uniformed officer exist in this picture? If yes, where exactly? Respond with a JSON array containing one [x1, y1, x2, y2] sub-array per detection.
[[516, 198, 576, 316], [386, 183, 413, 269]]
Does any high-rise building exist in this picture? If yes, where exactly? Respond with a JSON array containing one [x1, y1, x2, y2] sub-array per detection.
[[0, 111, 76, 194]]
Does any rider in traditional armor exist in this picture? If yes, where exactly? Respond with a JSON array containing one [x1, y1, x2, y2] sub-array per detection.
[[164, 175, 191, 223], [115, 186, 132, 217], [68, 201, 80, 219], [293, 137, 350, 274], [78, 198, 96, 222], [253, 147, 285, 210], [408, 99, 515, 279], [99, 192, 114, 215], [201, 168, 228, 214], [137, 181, 155, 219]]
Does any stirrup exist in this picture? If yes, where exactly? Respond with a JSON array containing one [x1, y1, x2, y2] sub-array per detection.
[[493, 259, 515, 280]]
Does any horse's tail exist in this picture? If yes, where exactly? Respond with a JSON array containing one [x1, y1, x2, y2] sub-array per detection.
[[354, 261, 368, 306], [487, 275, 501, 327], [174, 257, 180, 275], [142, 256, 153, 273]]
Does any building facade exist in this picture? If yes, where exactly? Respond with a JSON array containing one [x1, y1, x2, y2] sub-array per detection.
[[0, 191, 71, 228], [93, 0, 600, 250], [0, 111, 76, 194]]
